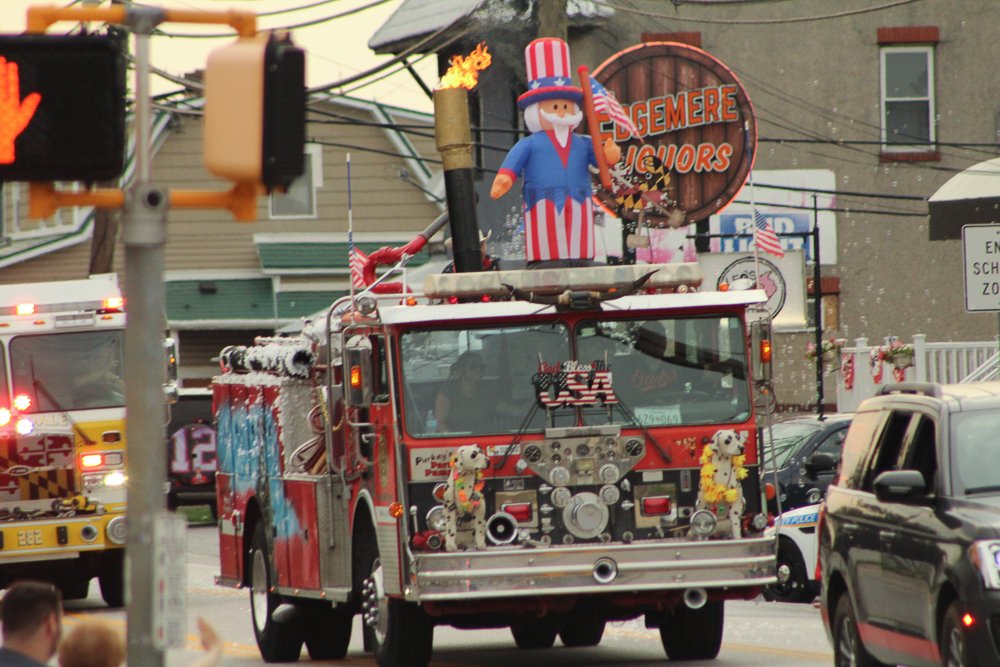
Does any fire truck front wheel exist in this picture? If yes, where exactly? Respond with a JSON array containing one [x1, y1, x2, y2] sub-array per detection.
[[99, 550, 125, 608], [356, 537, 434, 667], [511, 618, 561, 649], [250, 524, 305, 662], [657, 600, 724, 661]]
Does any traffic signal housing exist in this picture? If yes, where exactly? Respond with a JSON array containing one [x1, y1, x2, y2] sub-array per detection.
[[0, 34, 126, 182], [203, 32, 305, 191]]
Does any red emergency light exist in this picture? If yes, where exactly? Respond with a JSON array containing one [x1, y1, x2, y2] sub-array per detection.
[[12, 394, 31, 412], [501, 502, 533, 523], [103, 296, 124, 311], [15, 303, 35, 315], [641, 496, 672, 516]]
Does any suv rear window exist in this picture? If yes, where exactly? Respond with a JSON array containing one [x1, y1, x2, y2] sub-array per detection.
[[836, 410, 882, 489]]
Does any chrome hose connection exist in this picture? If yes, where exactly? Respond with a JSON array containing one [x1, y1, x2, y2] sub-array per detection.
[[592, 557, 618, 584], [683, 587, 708, 609]]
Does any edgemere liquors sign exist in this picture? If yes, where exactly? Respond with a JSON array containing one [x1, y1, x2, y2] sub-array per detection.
[[593, 42, 757, 225]]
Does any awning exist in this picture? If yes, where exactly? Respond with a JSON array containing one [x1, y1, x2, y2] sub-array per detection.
[[928, 157, 1000, 240]]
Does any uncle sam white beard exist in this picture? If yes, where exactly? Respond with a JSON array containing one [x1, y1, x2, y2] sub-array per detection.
[[538, 107, 583, 147]]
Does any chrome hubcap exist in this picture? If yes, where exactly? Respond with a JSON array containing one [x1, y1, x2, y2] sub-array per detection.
[[360, 559, 387, 645], [251, 548, 268, 633], [945, 626, 964, 667], [836, 616, 858, 667]]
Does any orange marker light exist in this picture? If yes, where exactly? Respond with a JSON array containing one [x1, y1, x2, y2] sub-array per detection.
[[962, 612, 975, 627], [81, 453, 104, 469], [350, 365, 362, 389], [388, 502, 405, 519], [15, 303, 35, 315], [765, 482, 776, 500], [104, 296, 124, 311], [760, 339, 772, 363]]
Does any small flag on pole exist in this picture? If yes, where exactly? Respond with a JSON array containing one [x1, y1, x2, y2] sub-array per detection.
[[752, 209, 784, 258], [349, 233, 367, 288], [589, 76, 639, 138]]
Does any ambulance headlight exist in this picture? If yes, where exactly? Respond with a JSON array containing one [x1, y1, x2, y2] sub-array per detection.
[[104, 471, 126, 487]]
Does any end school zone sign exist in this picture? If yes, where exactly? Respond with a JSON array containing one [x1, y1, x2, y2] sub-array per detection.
[[962, 224, 1000, 312]]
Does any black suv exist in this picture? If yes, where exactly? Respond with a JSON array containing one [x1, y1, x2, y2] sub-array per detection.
[[763, 414, 851, 513], [819, 382, 1000, 667]]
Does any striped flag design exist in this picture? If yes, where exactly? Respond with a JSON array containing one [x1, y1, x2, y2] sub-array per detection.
[[590, 77, 639, 138], [752, 209, 784, 258]]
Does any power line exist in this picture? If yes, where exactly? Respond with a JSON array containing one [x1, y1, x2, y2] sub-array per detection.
[[593, 0, 924, 25], [150, 0, 392, 38]]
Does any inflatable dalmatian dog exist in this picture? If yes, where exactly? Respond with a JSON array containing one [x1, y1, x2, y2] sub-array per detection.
[[442, 444, 489, 552], [695, 429, 749, 538]]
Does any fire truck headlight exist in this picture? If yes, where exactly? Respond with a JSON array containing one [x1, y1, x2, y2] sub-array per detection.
[[426, 506, 448, 532], [106, 516, 127, 545], [689, 509, 717, 537], [15, 418, 34, 435], [104, 471, 126, 487]]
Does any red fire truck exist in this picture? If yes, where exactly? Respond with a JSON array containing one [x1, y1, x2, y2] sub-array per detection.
[[214, 262, 777, 665]]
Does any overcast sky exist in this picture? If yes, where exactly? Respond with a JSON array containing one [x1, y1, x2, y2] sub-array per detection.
[[0, 0, 435, 112]]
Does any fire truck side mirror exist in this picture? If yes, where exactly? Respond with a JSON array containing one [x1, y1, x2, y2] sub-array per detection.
[[164, 337, 179, 405], [345, 347, 372, 407], [750, 320, 772, 384]]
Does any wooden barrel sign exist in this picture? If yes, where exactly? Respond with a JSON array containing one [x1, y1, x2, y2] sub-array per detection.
[[592, 42, 757, 227]]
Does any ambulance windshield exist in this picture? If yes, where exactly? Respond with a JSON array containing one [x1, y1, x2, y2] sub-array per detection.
[[10, 331, 125, 412], [400, 315, 750, 438]]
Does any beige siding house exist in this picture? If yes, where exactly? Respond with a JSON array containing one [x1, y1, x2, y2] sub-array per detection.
[[0, 96, 445, 387]]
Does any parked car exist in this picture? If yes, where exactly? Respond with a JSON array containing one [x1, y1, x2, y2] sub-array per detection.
[[761, 414, 851, 513], [764, 503, 820, 604], [166, 389, 217, 518], [819, 381, 1000, 667]]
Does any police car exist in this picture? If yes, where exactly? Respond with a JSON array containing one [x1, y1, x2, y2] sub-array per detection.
[[763, 503, 819, 603]]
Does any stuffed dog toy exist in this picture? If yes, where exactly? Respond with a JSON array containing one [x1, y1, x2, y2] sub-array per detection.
[[695, 429, 748, 538], [442, 444, 489, 551]]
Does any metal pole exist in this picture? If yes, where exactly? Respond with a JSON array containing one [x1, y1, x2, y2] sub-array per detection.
[[812, 195, 824, 417], [124, 14, 168, 666]]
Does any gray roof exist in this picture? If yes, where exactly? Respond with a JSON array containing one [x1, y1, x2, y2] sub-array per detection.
[[369, 0, 612, 53]]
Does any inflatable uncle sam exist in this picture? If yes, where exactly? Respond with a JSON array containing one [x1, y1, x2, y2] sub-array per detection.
[[490, 37, 620, 267]]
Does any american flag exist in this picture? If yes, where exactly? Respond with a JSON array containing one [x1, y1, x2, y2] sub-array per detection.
[[589, 76, 639, 139], [752, 209, 784, 258], [349, 234, 367, 288]]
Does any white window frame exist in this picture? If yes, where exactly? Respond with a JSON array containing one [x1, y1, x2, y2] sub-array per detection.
[[269, 143, 323, 220], [879, 45, 936, 151]]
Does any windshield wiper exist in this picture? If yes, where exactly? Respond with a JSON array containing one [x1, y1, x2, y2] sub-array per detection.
[[29, 358, 95, 446], [964, 485, 1000, 495]]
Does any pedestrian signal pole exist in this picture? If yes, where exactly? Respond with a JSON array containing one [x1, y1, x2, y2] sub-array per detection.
[[21, 4, 303, 665]]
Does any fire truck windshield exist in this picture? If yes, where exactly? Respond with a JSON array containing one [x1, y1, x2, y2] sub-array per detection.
[[400, 315, 750, 438], [10, 331, 125, 412]]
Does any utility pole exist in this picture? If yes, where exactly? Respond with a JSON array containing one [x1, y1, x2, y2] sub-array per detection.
[[536, 0, 568, 39]]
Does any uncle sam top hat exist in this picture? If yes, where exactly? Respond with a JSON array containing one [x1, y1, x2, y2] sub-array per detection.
[[517, 37, 583, 110]]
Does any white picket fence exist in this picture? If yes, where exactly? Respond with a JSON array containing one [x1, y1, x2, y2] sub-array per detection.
[[835, 334, 1000, 413]]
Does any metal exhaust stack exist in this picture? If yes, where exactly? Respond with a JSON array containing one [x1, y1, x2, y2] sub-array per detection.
[[434, 86, 482, 274]]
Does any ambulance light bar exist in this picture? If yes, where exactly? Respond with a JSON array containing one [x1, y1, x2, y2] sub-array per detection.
[[1, 298, 122, 317], [423, 263, 703, 299]]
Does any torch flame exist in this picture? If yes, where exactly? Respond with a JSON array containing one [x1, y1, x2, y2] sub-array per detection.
[[438, 42, 492, 91]]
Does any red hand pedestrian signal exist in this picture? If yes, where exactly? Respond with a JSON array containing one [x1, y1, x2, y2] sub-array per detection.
[[0, 56, 41, 165]]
